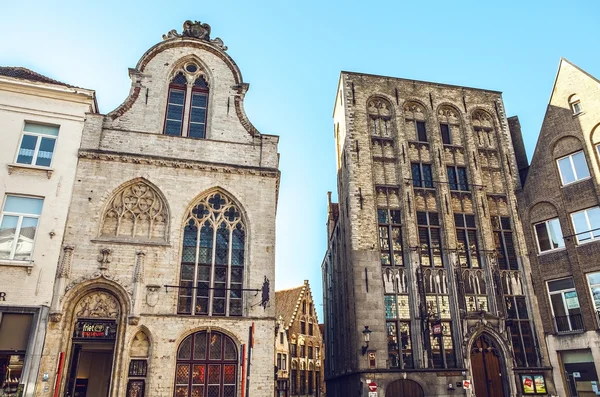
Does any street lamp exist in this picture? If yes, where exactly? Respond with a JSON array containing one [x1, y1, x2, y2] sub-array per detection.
[[361, 326, 372, 355]]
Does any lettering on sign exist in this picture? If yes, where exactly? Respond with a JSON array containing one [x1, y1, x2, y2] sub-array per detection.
[[0, 292, 6, 301], [73, 319, 117, 340]]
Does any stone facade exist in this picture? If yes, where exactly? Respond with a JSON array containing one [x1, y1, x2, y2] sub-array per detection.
[[516, 59, 600, 396], [35, 21, 279, 397], [0, 68, 96, 397], [322, 72, 557, 397], [275, 281, 325, 397]]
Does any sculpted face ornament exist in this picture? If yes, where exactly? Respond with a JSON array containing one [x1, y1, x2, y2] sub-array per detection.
[[162, 20, 228, 51]]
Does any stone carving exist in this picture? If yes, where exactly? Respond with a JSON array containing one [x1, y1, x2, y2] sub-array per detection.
[[146, 285, 160, 307], [133, 251, 145, 283], [162, 20, 228, 50], [57, 245, 74, 278], [100, 181, 168, 241], [367, 98, 392, 118], [65, 269, 132, 296], [403, 101, 425, 114], [75, 291, 120, 319], [438, 105, 458, 119], [97, 248, 112, 270], [130, 331, 150, 357]]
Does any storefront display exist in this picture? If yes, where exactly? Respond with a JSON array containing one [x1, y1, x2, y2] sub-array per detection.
[[0, 355, 24, 396]]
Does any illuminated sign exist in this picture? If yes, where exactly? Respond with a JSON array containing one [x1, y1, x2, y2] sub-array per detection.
[[73, 319, 117, 340]]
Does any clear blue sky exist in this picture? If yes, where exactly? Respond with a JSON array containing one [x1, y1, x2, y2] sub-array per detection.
[[2, 0, 599, 320]]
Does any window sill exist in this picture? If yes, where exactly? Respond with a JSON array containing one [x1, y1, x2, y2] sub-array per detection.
[[537, 247, 566, 256], [574, 238, 600, 247], [572, 111, 585, 118], [560, 176, 591, 188], [0, 259, 34, 274], [554, 329, 586, 336], [7, 163, 53, 179]]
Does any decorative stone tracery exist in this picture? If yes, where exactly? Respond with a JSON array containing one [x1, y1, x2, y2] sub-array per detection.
[[100, 180, 169, 241], [74, 291, 120, 319]]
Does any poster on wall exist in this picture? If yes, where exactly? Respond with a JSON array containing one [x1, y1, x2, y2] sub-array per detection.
[[521, 375, 546, 394], [565, 291, 580, 309]]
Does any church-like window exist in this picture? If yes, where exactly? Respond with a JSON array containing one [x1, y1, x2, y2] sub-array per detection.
[[163, 62, 210, 138], [178, 192, 245, 316], [174, 331, 237, 397]]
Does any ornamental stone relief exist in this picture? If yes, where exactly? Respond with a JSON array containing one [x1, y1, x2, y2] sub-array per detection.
[[100, 180, 169, 241], [75, 291, 120, 319], [367, 98, 392, 118]]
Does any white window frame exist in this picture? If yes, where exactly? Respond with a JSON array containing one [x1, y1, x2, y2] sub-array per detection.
[[14, 122, 59, 167], [0, 195, 44, 261], [547, 277, 581, 332], [533, 218, 565, 253], [556, 151, 590, 186], [586, 272, 600, 327], [570, 206, 600, 244]]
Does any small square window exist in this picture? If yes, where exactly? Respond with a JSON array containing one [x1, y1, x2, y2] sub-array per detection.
[[16, 122, 59, 167], [0, 195, 44, 261], [571, 101, 582, 115]]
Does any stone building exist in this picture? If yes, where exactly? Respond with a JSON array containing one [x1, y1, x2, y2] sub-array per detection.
[[275, 281, 325, 397], [35, 21, 280, 397], [515, 59, 600, 397], [274, 316, 290, 397], [0, 67, 96, 397], [322, 71, 557, 397]]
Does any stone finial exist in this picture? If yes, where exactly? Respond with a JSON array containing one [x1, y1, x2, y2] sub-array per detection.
[[162, 20, 228, 51]]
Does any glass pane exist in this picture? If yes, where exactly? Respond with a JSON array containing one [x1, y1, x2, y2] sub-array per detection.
[[188, 123, 205, 139], [550, 293, 567, 317], [447, 167, 457, 190], [13, 217, 37, 260], [458, 168, 468, 190], [385, 295, 397, 318], [588, 272, 600, 286], [572, 211, 591, 242], [165, 120, 183, 136], [548, 277, 575, 291], [35, 137, 56, 166], [194, 333, 207, 360], [190, 106, 207, 122], [192, 93, 208, 107], [178, 337, 192, 360], [167, 104, 184, 120], [175, 386, 189, 397], [191, 386, 203, 397], [24, 122, 59, 136], [231, 228, 245, 266], [423, 165, 433, 188], [441, 124, 451, 144], [215, 225, 229, 265], [223, 364, 236, 383], [176, 364, 190, 384], [0, 215, 18, 259], [411, 163, 421, 187], [16, 134, 37, 164], [590, 285, 600, 311], [182, 223, 198, 262], [224, 338, 237, 360], [587, 207, 600, 238], [209, 334, 222, 360], [198, 223, 213, 264], [208, 364, 221, 383], [169, 89, 186, 105], [558, 156, 576, 184], [378, 209, 388, 223], [572, 151, 590, 180], [4, 196, 43, 215]]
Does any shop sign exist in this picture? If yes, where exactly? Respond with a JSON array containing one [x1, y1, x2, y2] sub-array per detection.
[[73, 319, 117, 339], [432, 322, 442, 336], [565, 291, 580, 309], [0, 291, 6, 301], [521, 374, 546, 394], [462, 380, 471, 389]]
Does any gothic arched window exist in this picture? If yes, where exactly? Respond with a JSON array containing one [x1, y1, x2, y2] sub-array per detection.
[[174, 331, 238, 397], [163, 62, 209, 139], [178, 192, 245, 316]]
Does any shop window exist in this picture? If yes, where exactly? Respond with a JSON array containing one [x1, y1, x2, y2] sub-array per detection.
[[174, 331, 237, 397], [571, 206, 600, 244], [417, 212, 443, 267], [15, 122, 59, 167], [178, 192, 245, 316], [587, 272, 600, 328], [455, 214, 480, 268], [447, 166, 469, 191], [378, 208, 403, 266], [547, 278, 584, 333], [163, 63, 209, 138], [0, 313, 33, 395], [0, 195, 43, 261], [411, 163, 434, 188], [440, 123, 451, 145], [534, 218, 565, 253], [492, 216, 518, 270], [557, 151, 590, 185]]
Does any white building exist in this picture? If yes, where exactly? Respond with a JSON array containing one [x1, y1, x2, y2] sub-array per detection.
[[0, 67, 96, 397]]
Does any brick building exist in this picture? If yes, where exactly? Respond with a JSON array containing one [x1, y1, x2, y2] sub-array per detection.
[[516, 59, 600, 396], [275, 281, 325, 397], [35, 21, 280, 397], [322, 72, 557, 397], [0, 67, 96, 397]]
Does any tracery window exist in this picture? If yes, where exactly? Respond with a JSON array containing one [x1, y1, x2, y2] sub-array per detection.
[[422, 269, 455, 368], [163, 62, 209, 138], [463, 270, 487, 312], [377, 208, 403, 266], [174, 331, 237, 397], [411, 163, 434, 188], [178, 192, 245, 316], [492, 216, 518, 270], [455, 214, 480, 268], [417, 212, 443, 267], [383, 268, 413, 369], [100, 180, 169, 241]]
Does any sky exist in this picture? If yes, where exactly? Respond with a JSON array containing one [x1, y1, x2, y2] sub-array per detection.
[[1, 0, 599, 320]]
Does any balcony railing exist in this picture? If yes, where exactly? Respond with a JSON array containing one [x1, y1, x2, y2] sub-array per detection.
[[554, 313, 585, 333]]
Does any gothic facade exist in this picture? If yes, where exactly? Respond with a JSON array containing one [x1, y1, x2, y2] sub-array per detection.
[[322, 72, 556, 397], [35, 21, 280, 397]]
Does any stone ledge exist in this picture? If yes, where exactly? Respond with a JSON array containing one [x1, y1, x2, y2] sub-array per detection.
[[7, 163, 53, 179]]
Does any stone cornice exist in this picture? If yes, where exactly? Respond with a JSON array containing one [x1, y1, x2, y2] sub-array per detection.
[[78, 149, 280, 178]]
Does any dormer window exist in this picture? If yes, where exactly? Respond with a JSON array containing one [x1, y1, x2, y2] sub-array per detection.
[[569, 94, 582, 115], [163, 62, 209, 138]]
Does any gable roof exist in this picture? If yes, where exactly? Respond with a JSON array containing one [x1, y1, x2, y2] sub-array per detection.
[[275, 285, 304, 329], [0, 67, 73, 87], [548, 58, 600, 105]]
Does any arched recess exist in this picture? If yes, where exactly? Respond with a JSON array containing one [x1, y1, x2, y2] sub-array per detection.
[[99, 178, 170, 242], [468, 332, 510, 397], [551, 135, 584, 160], [528, 201, 559, 224], [177, 188, 248, 316], [127, 329, 151, 396], [471, 109, 497, 149], [386, 379, 424, 397], [174, 330, 238, 397], [437, 103, 463, 146]]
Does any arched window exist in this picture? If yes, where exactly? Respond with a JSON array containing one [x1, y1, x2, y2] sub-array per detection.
[[174, 331, 238, 397], [178, 192, 245, 316], [569, 94, 582, 115], [163, 61, 209, 138]]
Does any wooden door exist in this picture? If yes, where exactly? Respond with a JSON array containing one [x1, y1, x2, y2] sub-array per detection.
[[386, 379, 424, 397], [470, 334, 504, 397]]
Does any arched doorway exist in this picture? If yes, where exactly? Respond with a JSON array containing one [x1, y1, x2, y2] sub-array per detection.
[[174, 330, 238, 397], [470, 334, 506, 397], [386, 379, 424, 397]]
